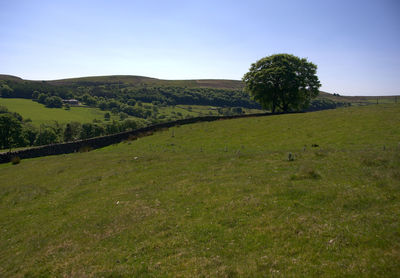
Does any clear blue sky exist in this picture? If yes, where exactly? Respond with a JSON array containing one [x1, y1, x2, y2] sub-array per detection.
[[0, 0, 399, 95]]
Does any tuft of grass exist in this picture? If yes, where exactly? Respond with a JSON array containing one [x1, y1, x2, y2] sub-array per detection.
[[362, 155, 389, 167], [290, 165, 321, 180], [314, 149, 329, 158]]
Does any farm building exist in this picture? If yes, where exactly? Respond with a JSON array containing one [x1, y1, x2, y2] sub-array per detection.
[[62, 99, 80, 105]]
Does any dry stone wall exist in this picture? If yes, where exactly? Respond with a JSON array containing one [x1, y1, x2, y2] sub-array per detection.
[[0, 112, 291, 164]]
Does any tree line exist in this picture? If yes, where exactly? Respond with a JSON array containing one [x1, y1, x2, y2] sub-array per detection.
[[0, 80, 261, 109], [0, 105, 145, 150]]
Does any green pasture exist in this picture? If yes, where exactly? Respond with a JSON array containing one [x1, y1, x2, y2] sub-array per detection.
[[158, 105, 262, 118], [318, 92, 399, 105], [0, 98, 263, 127], [0, 98, 112, 126], [0, 104, 399, 277]]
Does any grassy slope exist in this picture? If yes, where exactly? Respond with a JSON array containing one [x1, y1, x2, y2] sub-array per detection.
[[318, 91, 398, 105], [1, 104, 400, 277], [0, 74, 23, 82], [158, 105, 263, 118], [0, 98, 116, 126]]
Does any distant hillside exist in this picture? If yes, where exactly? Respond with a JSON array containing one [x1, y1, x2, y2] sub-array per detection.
[[1, 74, 397, 108], [0, 74, 24, 82], [0, 74, 259, 109], [0, 74, 244, 90], [51, 75, 244, 90]]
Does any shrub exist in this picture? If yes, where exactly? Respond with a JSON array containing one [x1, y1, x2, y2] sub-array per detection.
[[11, 156, 21, 165], [232, 107, 243, 114], [119, 112, 128, 120], [127, 99, 136, 106], [111, 107, 119, 115], [37, 93, 48, 104], [45, 96, 63, 108], [34, 128, 58, 145], [98, 101, 108, 110]]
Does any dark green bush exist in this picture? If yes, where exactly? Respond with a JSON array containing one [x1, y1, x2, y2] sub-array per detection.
[[11, 156, 21, 165]]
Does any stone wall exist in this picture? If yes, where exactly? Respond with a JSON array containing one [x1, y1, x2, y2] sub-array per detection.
[[0, 112, 288, 164]]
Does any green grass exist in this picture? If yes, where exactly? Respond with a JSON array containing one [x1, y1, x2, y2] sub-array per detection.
[[0, 98, 117, 126], [318, 91, 399, 105], [158, 105, 263, 118], [0, 98, 263, 127], [158, 105, 216, 118], [1, 104, 400, 277]]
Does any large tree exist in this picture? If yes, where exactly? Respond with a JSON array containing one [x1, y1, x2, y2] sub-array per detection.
[[242, 54, 321, 112], [45, 96, 63, 108], [0, 114, 23, 150], [0, 84, 14, 98]]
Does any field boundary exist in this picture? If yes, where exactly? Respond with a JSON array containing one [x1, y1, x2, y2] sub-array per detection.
[[0, 111, 297, 164]]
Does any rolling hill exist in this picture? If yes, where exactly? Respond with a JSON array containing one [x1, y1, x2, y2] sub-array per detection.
[[1, 74, 398, 105], [0, 74, 244, 90]]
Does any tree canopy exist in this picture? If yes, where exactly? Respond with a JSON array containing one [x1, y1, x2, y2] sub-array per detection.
[[242, 54, 321, 112], [0, 113, 23, 150]]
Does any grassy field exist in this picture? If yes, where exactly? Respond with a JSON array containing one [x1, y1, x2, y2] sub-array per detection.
[[0, 98, 115, 126], [158, 105, 263, 118], [318, 91, 399, 105], [0, 98, 263, 127], [0, 104, 399, 277]]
